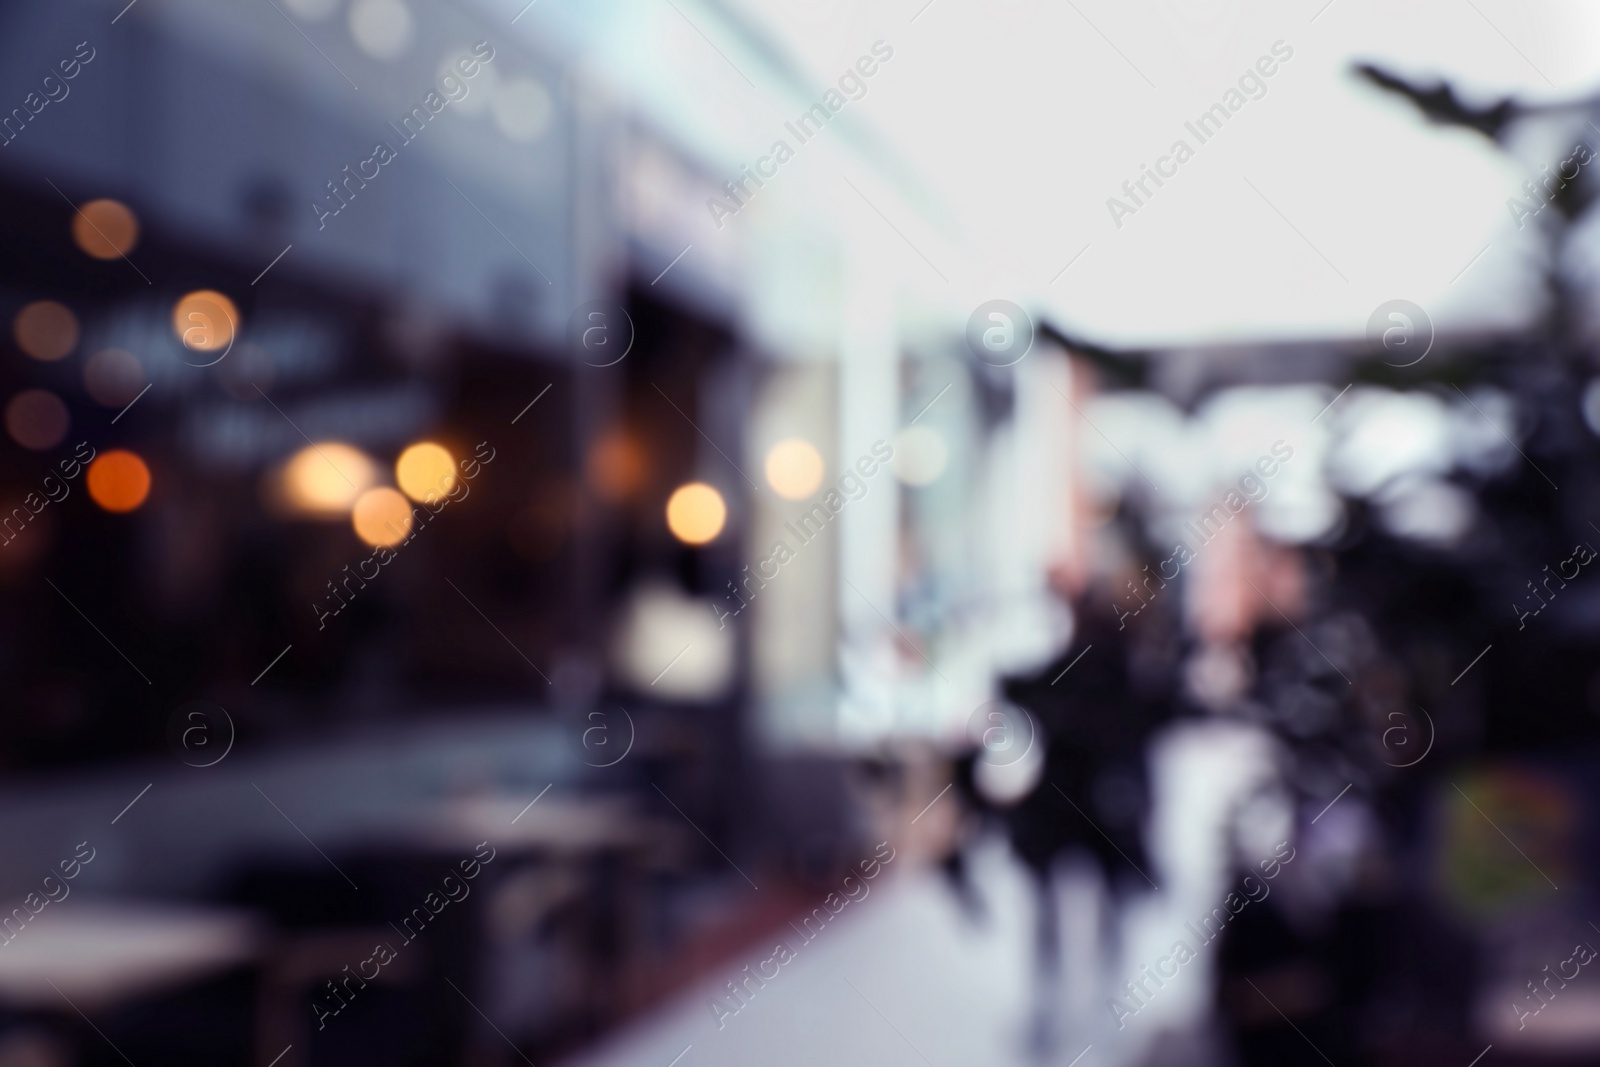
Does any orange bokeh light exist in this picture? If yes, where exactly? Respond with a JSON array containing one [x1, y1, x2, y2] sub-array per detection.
[[83, 348, 147, 408], [87, 450, 151, 513], [665, 482, 726, 545], [395, 442, 456, 502], [171, 290, 238, 353], [72, 199, 140, 260], [587, 431, 645, 501], [13, 301, 78, 362], [277, 442, 376, 517], [5, 390, 69, 451], [351, 487, 414, 547]]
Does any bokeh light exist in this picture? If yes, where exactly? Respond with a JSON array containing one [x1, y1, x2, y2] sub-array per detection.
[[87, 450, 151, 512], [587, 431, 645, 501], [71, 199, 140, 260], [665, 482, 726, 545], [280, 443, 377, 516], [764, 438, 824, 500], [444, 48, 497, 117], [352, 487, 414, 546], [492, 78, 554, 142], [5, 390, 69, 451], [348, 0, 413, 59], [613, 584, 735, 700], [395, 442, 457, 502], [13, 301, 78, 362], [171, 290, 238, 354], [83, 348, 147, 408]]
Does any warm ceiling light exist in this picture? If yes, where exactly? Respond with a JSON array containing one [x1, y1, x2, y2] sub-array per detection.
[[351, 487, 413, 546], [764, 438, 824, 500], [665, 482, 726, 545], [87, 450, 151, 512], [13, 301, 78, 362], [5, 390, 69, 451], [72, 199, 139, 260], [84, 348, 146, 408], [171, 290, 238, 354], [280, 442, 376, 516], [395, 442, 456, 502]]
